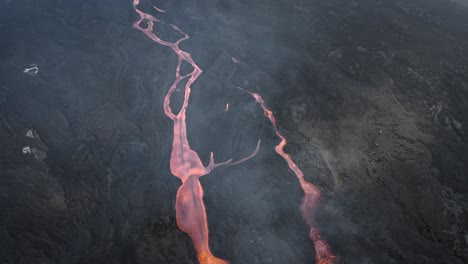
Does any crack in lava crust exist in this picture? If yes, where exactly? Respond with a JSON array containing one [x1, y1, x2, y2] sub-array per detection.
[[239, 87, 335, 264], [132, 1, 260, 263]]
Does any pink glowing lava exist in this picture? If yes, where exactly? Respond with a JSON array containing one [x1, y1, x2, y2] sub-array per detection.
[[238, 87, 335, 264], [133, 1, 259, 263]]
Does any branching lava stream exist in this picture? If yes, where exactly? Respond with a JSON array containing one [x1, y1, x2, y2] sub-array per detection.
[[133, 1, 259, 263], [132, 0, 334, 263]]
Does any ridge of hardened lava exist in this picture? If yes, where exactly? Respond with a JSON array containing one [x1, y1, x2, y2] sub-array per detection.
[[132, 1, 259, 264]]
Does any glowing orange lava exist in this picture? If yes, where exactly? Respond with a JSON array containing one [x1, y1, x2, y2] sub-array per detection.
[[239, 87, 336, 264], [132, 1, 259, 263]]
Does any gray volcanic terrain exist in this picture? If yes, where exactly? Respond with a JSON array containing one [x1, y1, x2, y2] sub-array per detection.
[[0, 0, 467, 263]]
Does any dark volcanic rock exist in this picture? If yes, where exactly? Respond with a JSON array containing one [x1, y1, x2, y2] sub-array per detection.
[[1, 0, 467, 263]]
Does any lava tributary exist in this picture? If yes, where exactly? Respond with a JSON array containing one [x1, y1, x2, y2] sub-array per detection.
[[238, 87, 335, 264]]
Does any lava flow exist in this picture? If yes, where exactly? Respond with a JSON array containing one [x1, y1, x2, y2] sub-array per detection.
[[132, 1, 259, 264], [239, 87, 336, 264], [133, 0, 334, 263]]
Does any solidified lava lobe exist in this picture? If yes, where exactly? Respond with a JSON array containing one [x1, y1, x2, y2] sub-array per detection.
[[132, 1, 259, 263], [239, 87, 336, 264]]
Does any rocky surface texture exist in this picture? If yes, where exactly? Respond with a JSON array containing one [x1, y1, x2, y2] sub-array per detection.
[[0, 0, 467, 263]]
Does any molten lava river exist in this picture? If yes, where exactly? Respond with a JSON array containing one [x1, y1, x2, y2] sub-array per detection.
[[132, 1, 335, 263]]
